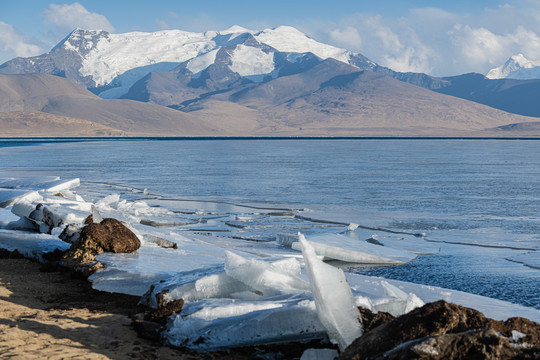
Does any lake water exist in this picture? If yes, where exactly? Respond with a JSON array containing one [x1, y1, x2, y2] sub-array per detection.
[[1, 138, 539, 308]]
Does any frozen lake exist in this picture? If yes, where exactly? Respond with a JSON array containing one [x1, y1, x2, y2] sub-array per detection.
[[0, 138, 539, 309]]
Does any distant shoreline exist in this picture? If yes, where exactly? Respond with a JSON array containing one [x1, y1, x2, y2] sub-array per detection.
[[2, 136, 540, 142]]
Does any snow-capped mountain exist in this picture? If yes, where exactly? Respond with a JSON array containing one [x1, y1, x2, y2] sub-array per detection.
[[0, 26, 377, 99], [486, 54, 540, 80]]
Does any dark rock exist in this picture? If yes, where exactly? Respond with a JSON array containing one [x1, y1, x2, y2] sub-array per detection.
[[380, 329, 535, 360], [132, 313, 163, 342], [77, 217, 140, 254], [62, 217, 140, 275], [358, 307, 395, 332], [0, 248, 24, 259], [339, 300, 540, 360], [149, 289, 184, 323], [42, 248, 66, 262], [42, 206, 62, 228], [84, 215, 93, 225]]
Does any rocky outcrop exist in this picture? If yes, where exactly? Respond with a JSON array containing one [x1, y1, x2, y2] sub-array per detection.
[[62, 217, 140, 276], [340, 300, 540, 360]]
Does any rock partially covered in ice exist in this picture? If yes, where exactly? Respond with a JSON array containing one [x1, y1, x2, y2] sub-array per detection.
[[338, 300, 540, 360], [144, 234, 178, 249], [63, 218, 141, 275], [299, 233, 363, 351], [379, 329, 534, 360]]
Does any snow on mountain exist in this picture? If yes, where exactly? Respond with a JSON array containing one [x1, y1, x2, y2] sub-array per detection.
[[486, 54, 540, 80], [254, 26, 352, 63], [79, 29, 217, 87], [229, 44, 276, 80], [186, 49, 219, 75], [1, 25, 374, 99]]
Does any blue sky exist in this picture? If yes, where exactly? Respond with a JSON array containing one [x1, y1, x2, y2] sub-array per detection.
[[1, 1, 539, 76]]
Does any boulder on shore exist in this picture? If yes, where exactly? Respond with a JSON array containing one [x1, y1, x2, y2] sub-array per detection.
[[62, 217, 140, 276], [340, 300, 540, 360]]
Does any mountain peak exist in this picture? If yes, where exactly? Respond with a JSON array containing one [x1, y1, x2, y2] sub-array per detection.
[[486, 54, 540, 80], [220, 25, 252, 34]]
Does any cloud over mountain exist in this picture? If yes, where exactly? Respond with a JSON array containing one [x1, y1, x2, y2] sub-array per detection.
[[311, 3, 540, 76], [42, 2, 115, 32]]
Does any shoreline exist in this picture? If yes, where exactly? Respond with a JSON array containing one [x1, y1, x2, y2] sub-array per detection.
[[0, 252, 319, 359], [0, 254, 228, 359]]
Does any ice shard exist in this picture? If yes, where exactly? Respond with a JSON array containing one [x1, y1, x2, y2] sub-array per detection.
[[299, 233, 363, 351]]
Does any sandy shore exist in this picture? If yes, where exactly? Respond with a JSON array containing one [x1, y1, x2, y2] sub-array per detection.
[[0, 256, 229, 360]]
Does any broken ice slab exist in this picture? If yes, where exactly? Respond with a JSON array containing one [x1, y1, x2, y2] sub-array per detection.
[[142, 251, 308, 307], [0, 177, 80, 194], [299, 233, 363, 351], [164, 296, 327, 351], [278, 233, 416, 264], [139, 217, 198, 227], [0, 189, 42, 207], [0, 229, 70, 262]]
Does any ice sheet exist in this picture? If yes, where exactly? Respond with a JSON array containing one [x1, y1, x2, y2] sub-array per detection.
[[279, 233, 416, 264], [506, 251, 540, 269]]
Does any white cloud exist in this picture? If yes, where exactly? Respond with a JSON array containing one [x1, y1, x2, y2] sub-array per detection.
[[306, 3, 540, 76], [0, 22, 43, 63], [329, 26, 362, 49], [43, 2, 115, 32]]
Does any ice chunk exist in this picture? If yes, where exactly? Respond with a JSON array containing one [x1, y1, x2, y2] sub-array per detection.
[[42, 178, 80, 194], [299, 233, 363, 351], [347, 223, 359, 231], [281, 233, 416, 264], [0, 190, 42, 208], [91, 205, 103, 223], [11, 200, 39, 218], [370, 281, 425, 316], [224, 251, 309, 296], [511, 330, 526, 341], [164, 297, 326, 350], [300, 348, 339, 360], [165, 272, 254, 304], [0, 229, 71, 261], [96, 193, 121, 209]]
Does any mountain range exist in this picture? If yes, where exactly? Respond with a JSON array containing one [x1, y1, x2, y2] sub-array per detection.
[[1, 26, 540, 137]]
